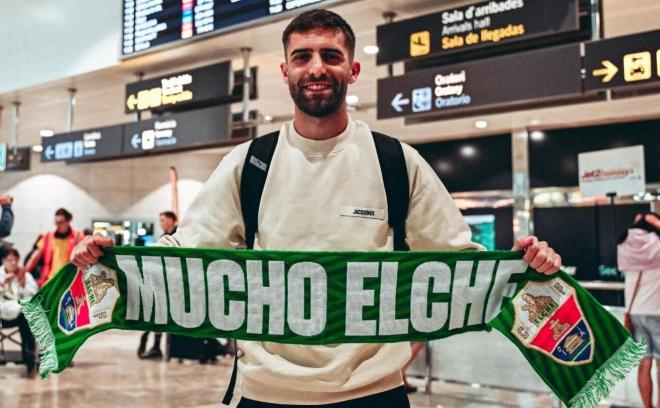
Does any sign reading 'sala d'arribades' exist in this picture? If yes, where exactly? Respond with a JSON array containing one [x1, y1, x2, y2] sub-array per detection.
[[578, 145, 646, 198]]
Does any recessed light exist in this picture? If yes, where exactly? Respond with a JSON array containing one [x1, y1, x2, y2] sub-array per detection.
[[346, 94, 359, 105], [40, 129, 54, 137], [474, 120, 488, 129], [363, 45, 379, 55], [263, 115, 273, 122], [530, 130, 545, 141], [32, 145, 43, 153], [460, 145, 476, 157]]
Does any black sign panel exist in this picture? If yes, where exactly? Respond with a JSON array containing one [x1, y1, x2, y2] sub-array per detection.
[[4, 147, 31, 171], [377, 0, 579, 65], [41, 125, 124, 163], [125, 61, 231, 113], [585, 29, 660, 91], [377, 44, 582, 119], [122, 104, 231, 155], [122, 0, 338, 56]]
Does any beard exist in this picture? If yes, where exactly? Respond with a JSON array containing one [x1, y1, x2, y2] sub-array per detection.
[[289, 74, 347, 118]]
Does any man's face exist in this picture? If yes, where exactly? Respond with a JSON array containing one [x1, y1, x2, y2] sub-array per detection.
[[3, 254, 18, 273], [280, 29, 360, 117], [160, 216, 176, 234], [55, 215, 70, 234]]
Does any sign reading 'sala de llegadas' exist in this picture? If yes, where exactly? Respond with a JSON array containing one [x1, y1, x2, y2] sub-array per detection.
[[376, 0, 580, 65]]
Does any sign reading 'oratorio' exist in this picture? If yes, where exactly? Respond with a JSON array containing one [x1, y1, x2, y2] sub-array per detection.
[[376, 0, 580, 65]]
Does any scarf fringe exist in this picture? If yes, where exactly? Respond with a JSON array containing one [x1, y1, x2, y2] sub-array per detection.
[[568, 337, 646, 408], [19, 297, 59, 379]]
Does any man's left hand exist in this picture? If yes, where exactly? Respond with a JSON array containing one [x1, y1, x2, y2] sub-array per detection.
[[513, 236, 562, 275]]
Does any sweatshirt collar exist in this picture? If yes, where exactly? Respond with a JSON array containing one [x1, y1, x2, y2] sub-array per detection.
[[285, 118, 355, 155]]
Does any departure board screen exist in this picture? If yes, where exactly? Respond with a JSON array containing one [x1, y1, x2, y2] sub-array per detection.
[[123, 0, 337, 56]]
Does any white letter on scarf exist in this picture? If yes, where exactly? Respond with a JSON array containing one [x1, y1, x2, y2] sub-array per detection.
[[247, 260, 285, 335], [207, 259, 246, 331], [287, 262, 327, 336]]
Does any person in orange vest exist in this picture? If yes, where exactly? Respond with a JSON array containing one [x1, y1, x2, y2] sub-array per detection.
[[25, 208, 84, 286]]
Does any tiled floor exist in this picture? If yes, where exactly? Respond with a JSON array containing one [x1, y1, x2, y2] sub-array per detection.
[[0, 331, 611, 407]]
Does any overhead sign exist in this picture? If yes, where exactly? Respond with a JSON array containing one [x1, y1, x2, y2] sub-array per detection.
[[41, 126, 124, 163], [125, 61, 232, 113], [0, 143, 6, 171], [585, 29, 660, 91], [377, 44, 582, 119], [376, 0, 579, 65], [5, 147, 31, 171], [122, 0, 339, 57], [123, 104, 231, 155], [578, 145, 646, 198]]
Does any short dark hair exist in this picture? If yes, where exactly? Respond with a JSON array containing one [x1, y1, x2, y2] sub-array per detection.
[[2, 247, 19, 260], [160, 211, 178, 222], [55, 208, 73, 222], [282, 9, 356, 59]]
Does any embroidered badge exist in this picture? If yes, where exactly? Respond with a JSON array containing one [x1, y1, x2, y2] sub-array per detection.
[[58, 265, 120, 335], [512, 277, 594, 365], [340, 206, 385, 220]]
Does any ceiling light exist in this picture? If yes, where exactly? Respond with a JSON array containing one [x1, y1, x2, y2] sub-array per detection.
[[32, 145, 43, 153], [346, 94, 360, 105], [39, 129, 54, 137], [474, 120, 488, 129], [363, 45, 379, 55], [530, 130, 545, 141], [460, 145, 476, 158], [263, 115, 273, 122]]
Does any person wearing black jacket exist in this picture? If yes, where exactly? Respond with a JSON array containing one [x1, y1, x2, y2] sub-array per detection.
[[0, 194, 13, 238]]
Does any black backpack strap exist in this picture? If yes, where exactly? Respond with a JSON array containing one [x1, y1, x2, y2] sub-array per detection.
[[222, 131, 279, 406], [372, 132, 410, 251], [239, 131, 280, 250]]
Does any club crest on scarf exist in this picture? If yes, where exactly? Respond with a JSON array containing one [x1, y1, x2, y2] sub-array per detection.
[[512, 278, 594, 365], [57, 265, 120, 335]]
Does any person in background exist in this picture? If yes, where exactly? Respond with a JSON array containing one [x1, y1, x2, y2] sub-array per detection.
[[0, 248, 38, 376], [25, 208, 84, 286], [137, 211, 179, 359], [617, 212, 660, 408], [401, 342, 425, 393], [0, 194, 13, 239]]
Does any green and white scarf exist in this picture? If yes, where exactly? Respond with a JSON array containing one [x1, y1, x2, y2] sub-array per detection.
[[21, 247, 644, 408]]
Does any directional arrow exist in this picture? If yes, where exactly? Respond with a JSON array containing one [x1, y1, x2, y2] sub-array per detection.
[[592, 60, 619, 83], [45, 145, 55, 160], [126, 94, 138, 110], [131, 133, 141, 150], [391, 93, 410, 112]]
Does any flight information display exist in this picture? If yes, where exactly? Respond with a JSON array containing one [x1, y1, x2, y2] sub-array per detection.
[[123, 0, 336, 56]]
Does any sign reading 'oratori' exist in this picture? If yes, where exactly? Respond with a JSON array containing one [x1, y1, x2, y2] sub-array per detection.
[[115, 253, 529, 338]]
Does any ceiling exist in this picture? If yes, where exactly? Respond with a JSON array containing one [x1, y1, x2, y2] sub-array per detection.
[[1, 0, 659, 153]]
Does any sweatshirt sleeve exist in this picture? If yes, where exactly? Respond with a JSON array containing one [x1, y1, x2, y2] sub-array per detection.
[[0, 204, 14, 238], [158, 142, 251, 249], [401, 143, 484, 251]]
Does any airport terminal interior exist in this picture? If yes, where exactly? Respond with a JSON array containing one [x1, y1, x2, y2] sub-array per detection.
[[0, 0, 659, 407]]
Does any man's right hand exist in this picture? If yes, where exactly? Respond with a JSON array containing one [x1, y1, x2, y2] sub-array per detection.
[[70, 235, 114, 268]]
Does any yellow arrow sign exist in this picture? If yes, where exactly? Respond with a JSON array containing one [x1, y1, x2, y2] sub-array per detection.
[[592, 60, 619, 83], [126, 94, 138, 110]]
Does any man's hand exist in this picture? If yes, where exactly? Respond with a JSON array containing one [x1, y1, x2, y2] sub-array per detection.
[[70, 235, 114, 268], [513, 236, 562, 275]]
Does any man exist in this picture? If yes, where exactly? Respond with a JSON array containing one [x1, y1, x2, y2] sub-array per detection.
[[26, 208, 84, 286], [618, 212, 660, 408], [72, 9, 561, 407], [0, 248, 38, 376], [0, 194, 13, 239], [137, 211, 178, 359]]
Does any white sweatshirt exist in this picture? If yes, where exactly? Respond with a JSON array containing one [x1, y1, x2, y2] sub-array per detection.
[[162, 118, 480, 404]]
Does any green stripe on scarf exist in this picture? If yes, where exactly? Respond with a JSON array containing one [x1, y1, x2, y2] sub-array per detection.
[[20, 246, 644, 408]]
